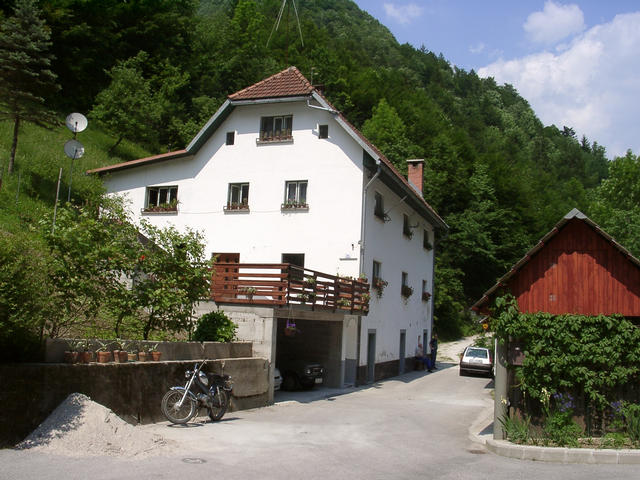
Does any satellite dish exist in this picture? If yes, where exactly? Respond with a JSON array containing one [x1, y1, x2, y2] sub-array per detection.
[[65, 113, 88, 133], [64, 139, 85, 159]]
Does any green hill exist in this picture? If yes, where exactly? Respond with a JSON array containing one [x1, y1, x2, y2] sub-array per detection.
[[0, 0, 621, 338]]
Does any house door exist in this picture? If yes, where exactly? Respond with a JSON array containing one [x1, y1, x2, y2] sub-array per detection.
[[282, 253, 305, 283], [367, 330, 376, 383], [399, 330, 406, 374], [213, 253, 240, 298]]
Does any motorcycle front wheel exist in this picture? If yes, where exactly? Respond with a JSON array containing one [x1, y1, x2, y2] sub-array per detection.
[[161, 390, 197, 424], [208, 389, 229, 421]]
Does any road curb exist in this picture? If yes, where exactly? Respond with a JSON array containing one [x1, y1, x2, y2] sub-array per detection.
[[485, 439, 640, 464], [469, 405, 640, 464]]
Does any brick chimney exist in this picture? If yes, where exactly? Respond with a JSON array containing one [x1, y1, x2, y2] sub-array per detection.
[[407, 159, 424, 194]]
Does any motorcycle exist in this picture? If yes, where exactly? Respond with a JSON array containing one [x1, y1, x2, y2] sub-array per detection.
[[161, 360, 232, 424]]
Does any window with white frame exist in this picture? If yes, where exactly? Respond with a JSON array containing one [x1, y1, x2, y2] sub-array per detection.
[[374, 192, 385, 220], [145, 185, 178, 211], [423, 229, 433, 250], [283, 180, 308, 209], [226, 183, 249, 210], [401, 272, 413, 298], [422, 280, 431, 302], [403, 214, 413, 238], [260, 115, 293, 141]]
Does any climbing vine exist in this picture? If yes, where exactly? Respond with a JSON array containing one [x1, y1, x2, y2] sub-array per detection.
[[492, 295, 640, 409]]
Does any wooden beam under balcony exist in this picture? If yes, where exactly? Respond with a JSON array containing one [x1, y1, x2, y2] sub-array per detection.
[[210, 263, 370, 315]]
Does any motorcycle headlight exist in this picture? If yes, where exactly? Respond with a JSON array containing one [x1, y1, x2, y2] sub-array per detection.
[[198, 371, 209, 386], [185, 370, 192, 379]]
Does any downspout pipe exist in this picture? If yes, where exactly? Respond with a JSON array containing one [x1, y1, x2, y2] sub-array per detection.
[[359, 162, 381, 276], [356, 161, 381, 386]]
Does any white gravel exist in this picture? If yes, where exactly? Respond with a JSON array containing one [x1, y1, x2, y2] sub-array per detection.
[[17, 393, 175, 457]]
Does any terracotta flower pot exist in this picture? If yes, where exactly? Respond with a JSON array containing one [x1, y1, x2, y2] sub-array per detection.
[[138, 351, 149, 362], [78, 351, 93, 363], [96, 351, 112, 363], [64, 351, 78, 364], [150, 351, 162, 361], [127, 353, 137, 362]]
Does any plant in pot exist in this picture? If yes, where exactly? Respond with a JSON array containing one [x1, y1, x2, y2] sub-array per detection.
[[137, 342, 150, 362], [127, 341, 139, 362], [149, 343, 161, 361], [95, 340, 113, 363], [241, 286, 256, 300], [63, 339, 82, 364], [284, 319, 298, 337], [77, 339, 93, 363], [112, 338, 129, 363]]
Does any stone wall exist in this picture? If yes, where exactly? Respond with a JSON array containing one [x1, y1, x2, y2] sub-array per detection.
[[0, 358, 269, 448]]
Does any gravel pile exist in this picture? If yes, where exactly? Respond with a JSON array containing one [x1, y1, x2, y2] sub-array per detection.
[[17, 393, 174, 457]]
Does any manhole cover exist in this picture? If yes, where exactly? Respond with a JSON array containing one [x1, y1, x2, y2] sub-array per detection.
[[182, 458, 207, 464], [467, 449, 487, 455]]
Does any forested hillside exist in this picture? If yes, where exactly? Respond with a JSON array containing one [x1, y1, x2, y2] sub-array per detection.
[[2, 0, 636, 339]]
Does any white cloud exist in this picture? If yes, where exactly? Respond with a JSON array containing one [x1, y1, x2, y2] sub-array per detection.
[[524, 1, 585, 46], [469, 42, 485, 54], [383, 3, 423, 25], [478, 12, 640, 158]]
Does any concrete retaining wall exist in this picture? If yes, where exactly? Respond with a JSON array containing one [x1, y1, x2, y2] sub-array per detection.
[[0, 358, 269, 448], [45, 339, 253, 363]]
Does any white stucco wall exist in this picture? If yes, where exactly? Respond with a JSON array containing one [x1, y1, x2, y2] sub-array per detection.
[[360, 178, 435, 368], [102, 97, 436, 374], [103, 101, 363, 278]]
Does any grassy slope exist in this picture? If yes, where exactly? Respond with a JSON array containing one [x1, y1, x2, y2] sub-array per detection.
[[0, 118, 151, 233]]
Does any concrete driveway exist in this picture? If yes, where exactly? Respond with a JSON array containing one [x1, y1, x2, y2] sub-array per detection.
[[2, 357, 638, 480]]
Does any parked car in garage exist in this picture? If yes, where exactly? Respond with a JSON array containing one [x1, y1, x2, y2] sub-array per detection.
[[274, 367, 283, 391], [459, 346, 493, 377], [278, 360, 324, 390]]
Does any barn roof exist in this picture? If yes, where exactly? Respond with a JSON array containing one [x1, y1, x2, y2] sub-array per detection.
[[472, 208, 640, 311]]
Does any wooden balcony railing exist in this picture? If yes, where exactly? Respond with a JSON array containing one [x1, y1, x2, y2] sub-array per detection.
[[211, 263, 370, 315]]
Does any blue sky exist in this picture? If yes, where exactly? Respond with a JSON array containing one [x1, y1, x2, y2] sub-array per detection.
[[352, 0, 640, 158]]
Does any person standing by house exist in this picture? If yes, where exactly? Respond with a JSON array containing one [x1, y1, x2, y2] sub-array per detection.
[[429, 334, 438, 370]]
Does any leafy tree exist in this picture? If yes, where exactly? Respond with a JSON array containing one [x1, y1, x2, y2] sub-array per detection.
[[90, 52, 162, 154], [361, 98, 421, 174], [134, 220, 212, 340], [0, 0, 59, 174], [589, 150, 640, 256]]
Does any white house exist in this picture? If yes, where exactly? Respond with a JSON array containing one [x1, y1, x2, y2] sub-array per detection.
[[90, 67, 448, 394]]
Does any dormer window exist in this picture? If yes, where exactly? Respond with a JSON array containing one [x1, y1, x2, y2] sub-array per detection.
[[260, 115, 293, 142]]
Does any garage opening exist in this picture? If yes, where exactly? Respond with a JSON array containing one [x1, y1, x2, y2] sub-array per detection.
[[275, 317, 343, 389]]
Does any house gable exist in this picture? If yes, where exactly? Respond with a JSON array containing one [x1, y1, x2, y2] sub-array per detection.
[[88, 66, 447, 233], [473, 209, 640, 316]]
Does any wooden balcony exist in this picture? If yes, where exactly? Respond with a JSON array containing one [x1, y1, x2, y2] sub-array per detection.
[[211, 263, 370, 315]]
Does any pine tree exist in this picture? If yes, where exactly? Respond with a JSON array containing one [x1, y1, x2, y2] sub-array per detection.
[[0, 0, 60, 174]]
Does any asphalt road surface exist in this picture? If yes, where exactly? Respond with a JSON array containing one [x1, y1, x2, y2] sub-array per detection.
[[2, 358, 638, 480]]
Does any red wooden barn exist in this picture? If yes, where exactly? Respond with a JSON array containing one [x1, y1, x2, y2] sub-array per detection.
[[473, 209, 640, 320]]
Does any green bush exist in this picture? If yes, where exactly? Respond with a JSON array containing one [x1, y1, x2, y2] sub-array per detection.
[[193, 311, 237, 342]]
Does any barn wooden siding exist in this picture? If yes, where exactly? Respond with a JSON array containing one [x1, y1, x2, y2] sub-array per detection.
[[510, 219, 640, 316]]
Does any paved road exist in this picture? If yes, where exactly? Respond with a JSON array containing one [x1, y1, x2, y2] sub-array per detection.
[[2, 359, 638, 480]]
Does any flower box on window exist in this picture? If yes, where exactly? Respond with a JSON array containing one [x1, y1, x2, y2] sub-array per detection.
[[401, 284, 414, 298], [224, 202, 250, 211], [422, 291, 432, 302], [281, 201, 309, 210], [373, 277, 388, 298], [142, 200, 178, 214]]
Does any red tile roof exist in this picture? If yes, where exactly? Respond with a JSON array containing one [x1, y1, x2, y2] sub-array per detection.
[[228, 66, 314, 100], [86, 150, 189, 175]]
